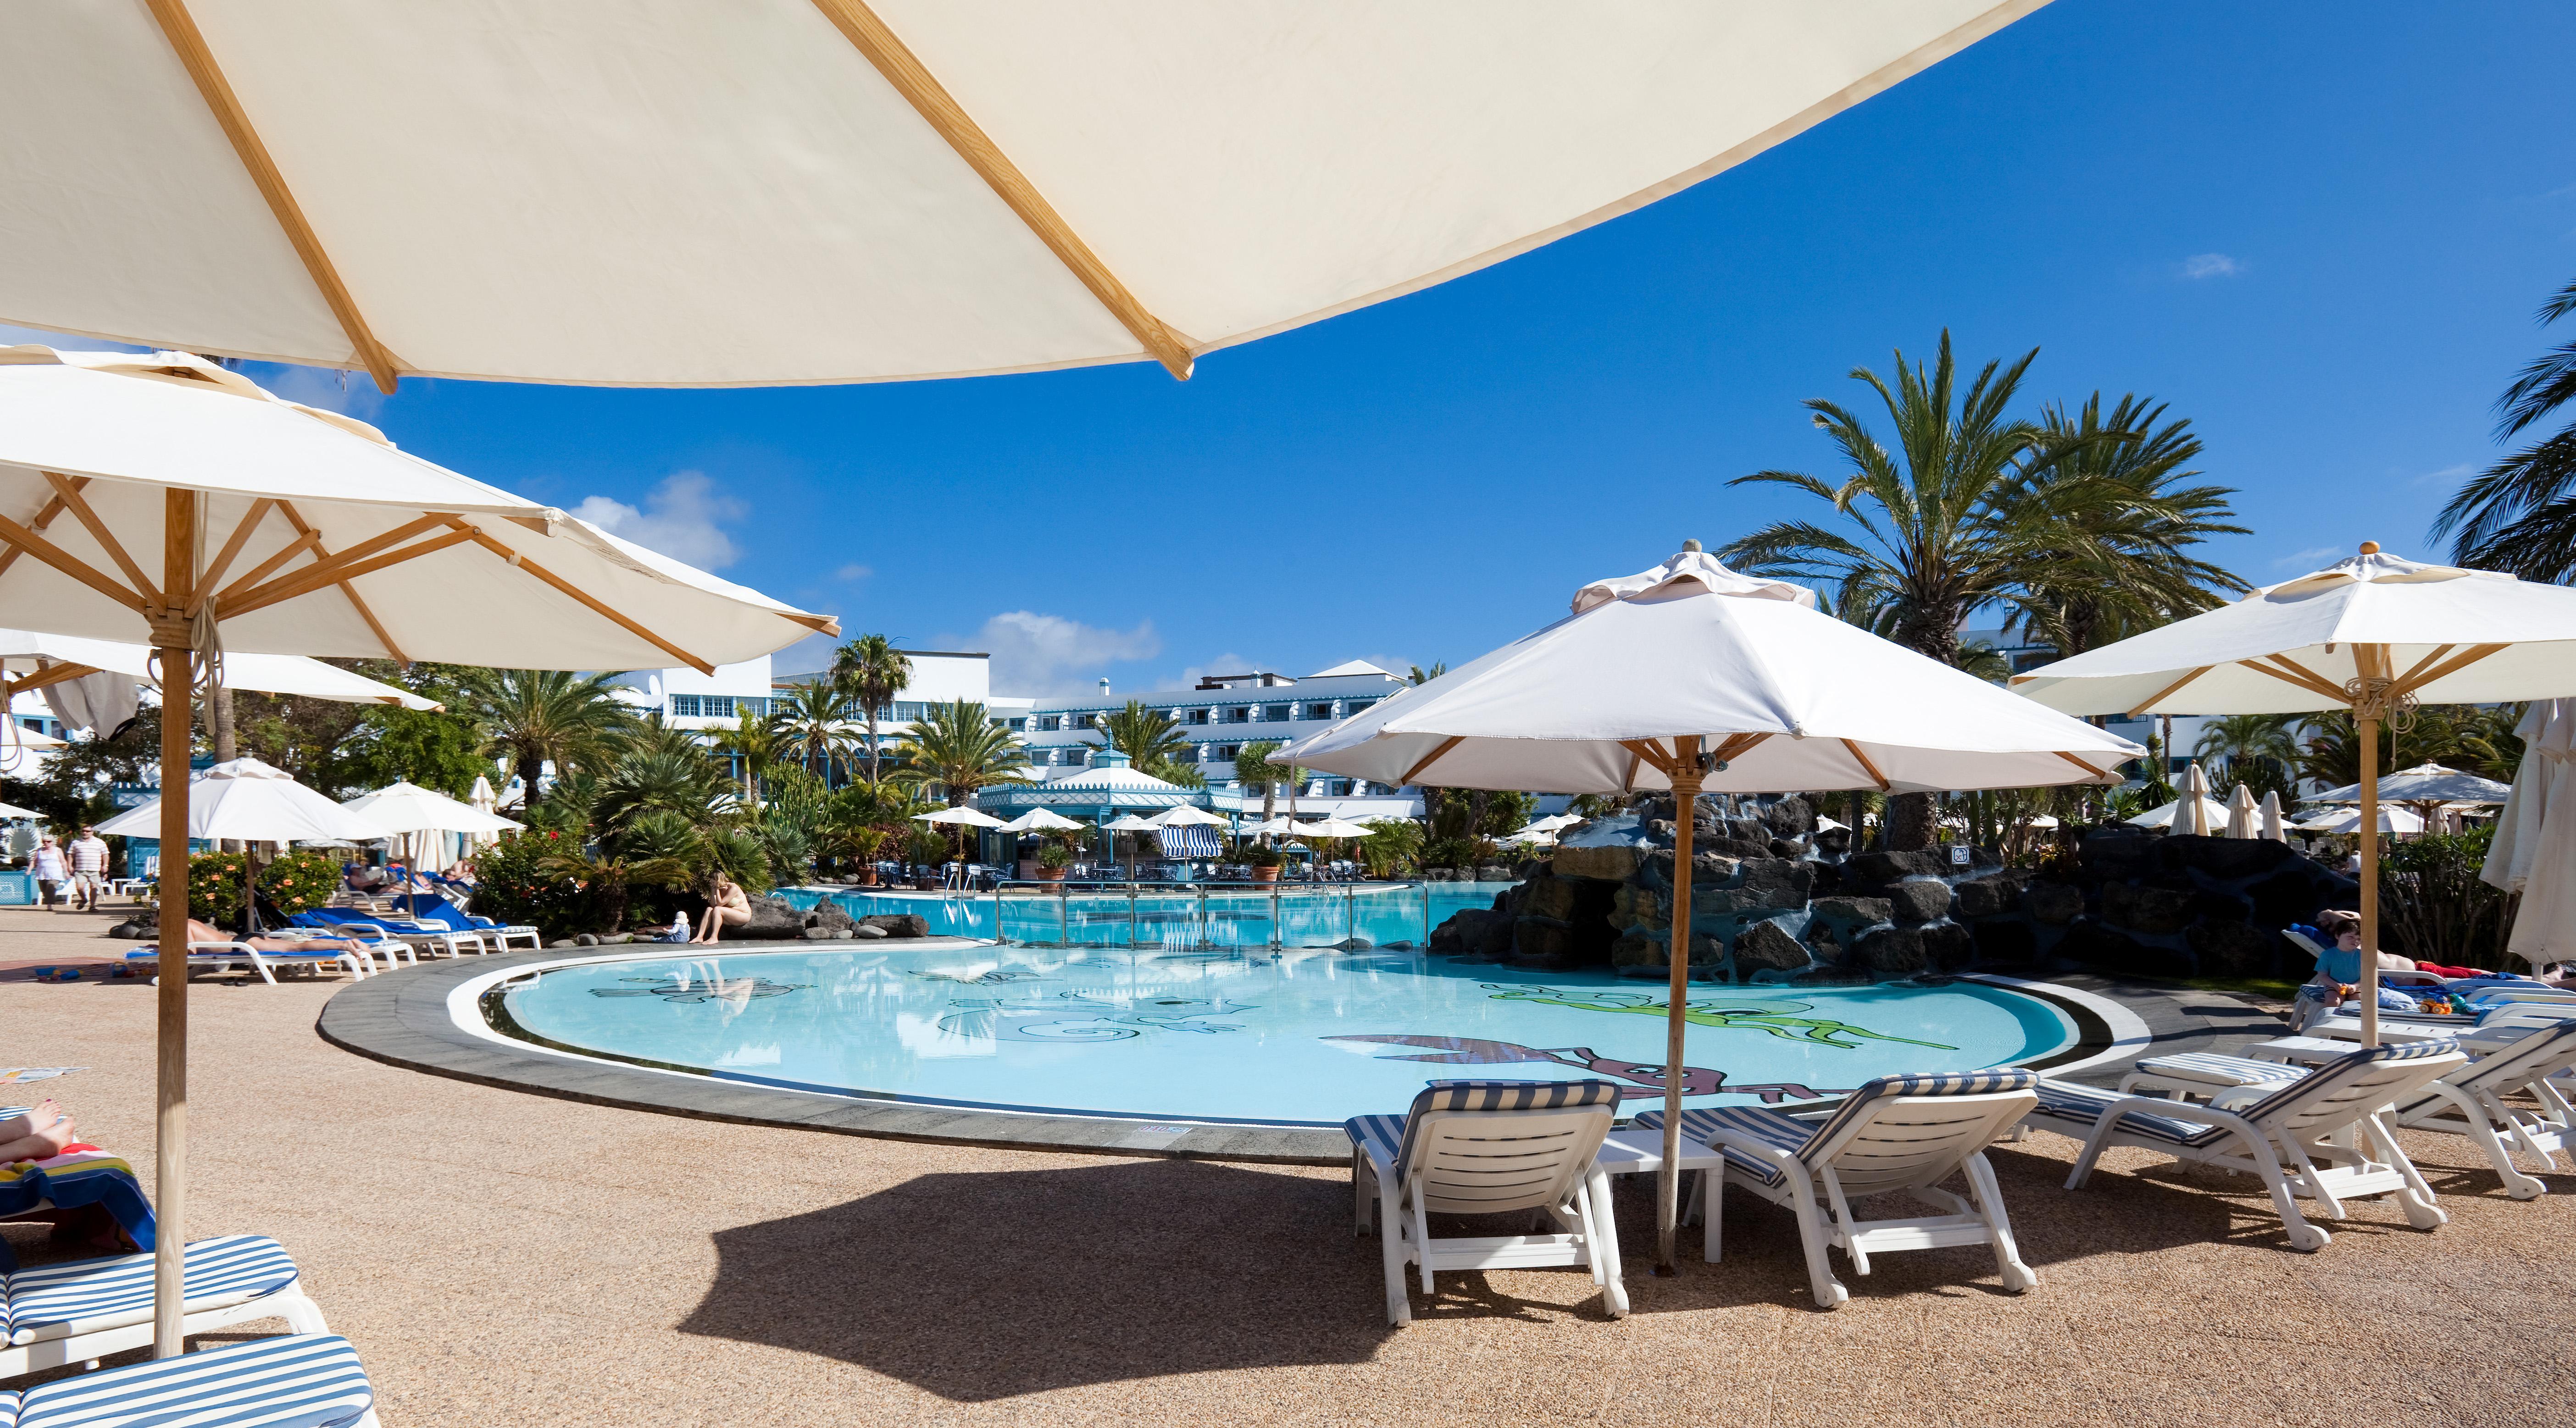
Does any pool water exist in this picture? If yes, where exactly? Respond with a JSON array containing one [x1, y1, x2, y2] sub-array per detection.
[[778, 883, 1520, 949], [489, 946, 2087, 1126]]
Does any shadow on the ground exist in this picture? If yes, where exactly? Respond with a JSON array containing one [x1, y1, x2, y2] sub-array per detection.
[[679, 1157, 1417, 1399]]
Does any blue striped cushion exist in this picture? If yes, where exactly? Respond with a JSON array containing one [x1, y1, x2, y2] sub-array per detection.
[[2130, 1052, 2307, 1087], [1350, 1080, 1621, 1188], [12, 1333, 371, 1428], [5, 1234, 300, 1345], [1629, 1107, 1810, 1185], [2226, 1038, 2460, 1124], [2029, 1079, 2236, 1147], [1639, 1070, 2040, 1183]]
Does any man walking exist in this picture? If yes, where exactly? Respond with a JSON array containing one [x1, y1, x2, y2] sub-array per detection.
[[66, 825, 111, 912]]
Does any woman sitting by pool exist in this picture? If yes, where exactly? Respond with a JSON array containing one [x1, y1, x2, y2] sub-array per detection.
[[694, 874, 752, 944]]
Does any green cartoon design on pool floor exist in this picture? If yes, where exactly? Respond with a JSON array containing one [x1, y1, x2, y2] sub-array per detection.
[[1481, 985, 1957, 1052]]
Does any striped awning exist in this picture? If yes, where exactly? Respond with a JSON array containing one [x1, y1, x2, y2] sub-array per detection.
[[1155, 825, 1223, 859]]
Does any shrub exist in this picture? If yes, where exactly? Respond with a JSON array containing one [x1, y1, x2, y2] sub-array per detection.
[[155, 851, 251, 926], [258, 849, 341, 914], [470, 830, 594, 941], [2379, 825, 2514, 970]]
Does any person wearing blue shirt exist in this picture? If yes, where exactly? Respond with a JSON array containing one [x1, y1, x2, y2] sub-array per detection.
[[2293, 909, 2419, 1028]]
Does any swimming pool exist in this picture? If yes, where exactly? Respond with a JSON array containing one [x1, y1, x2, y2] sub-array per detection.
[[481, 945, 2113, 1126], [777, 882, 1518, 950]]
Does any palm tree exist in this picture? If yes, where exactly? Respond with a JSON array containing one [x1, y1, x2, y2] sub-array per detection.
[[1103, 699, 1194, 781], [1233, 741, 1299, 841], [534, 842, 693, 934], [590, 744, 736, 834], [890, 701, 1032, 858], [773, 681, 860, 783], [1720, 335, 2237, 847], [2194, 714, 2299, 777], [453, 668, 636, 808], [708, 705, 788, 808], [832, 634, 913, 781], [2435, 275, 2576, 580], [2012, 395, 2249, 657]]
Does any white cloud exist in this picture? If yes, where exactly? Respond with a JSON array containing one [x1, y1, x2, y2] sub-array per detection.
[[571, 470, 746, 570], [2181, 253, 2243, 279], [834, 563, 873, 582], [2411, 462, 2474, 487], [2271, 545, 2341, 570], [949, 611, 1161, 696]]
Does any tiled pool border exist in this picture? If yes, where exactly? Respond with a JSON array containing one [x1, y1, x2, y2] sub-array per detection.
[[319, 941, 2243, 1165]]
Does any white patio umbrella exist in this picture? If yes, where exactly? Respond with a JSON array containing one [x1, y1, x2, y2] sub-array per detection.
[[2310, 763, 2514, 807], [0, 800, 47, 820], [995, 808, 1083, 833], [1147, 805, 1228, 829], [0, 352, 826, 1358], [1102, 813, 1163, 877], [2124, 796, 2232, 830], [2014, 543, 2576, 1045], [97, 758, 391, 844], [2224, 784, 2259, 840], [2296, 804, 2425, 836], [2483, 700, 2575, 970], [915, 807, 1007, 828], [1296, 817, 1378, 839], [1277, 542, 2140, 1272], [1, 3, 2046, 390], [1, 625, 439, 714], [2260, 790, 2288, 842], [342, 780, 522, 873]]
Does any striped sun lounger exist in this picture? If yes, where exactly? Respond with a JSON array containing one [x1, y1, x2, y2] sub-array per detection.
[[3, 1235, 327, 1380], [0, 1333, 375, 1427]]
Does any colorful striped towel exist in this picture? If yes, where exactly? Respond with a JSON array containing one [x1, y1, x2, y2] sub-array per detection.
[[0, 1142, 156, 1274]]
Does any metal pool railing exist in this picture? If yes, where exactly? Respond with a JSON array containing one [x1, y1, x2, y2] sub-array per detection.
[[981, 879, 1436, 951]]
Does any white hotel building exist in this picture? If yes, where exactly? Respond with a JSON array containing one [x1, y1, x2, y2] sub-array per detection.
[[606, 651, 1429, 820]]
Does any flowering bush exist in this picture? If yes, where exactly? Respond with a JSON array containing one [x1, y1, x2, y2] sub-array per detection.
[[258, 850, 340, 915], [153, 848, 362, 924], [155, 851, 252, 925], [469, 830, 594, 940]]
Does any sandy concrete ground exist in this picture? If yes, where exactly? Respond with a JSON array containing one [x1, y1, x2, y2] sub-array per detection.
[[3, 905, 2570, 1428]]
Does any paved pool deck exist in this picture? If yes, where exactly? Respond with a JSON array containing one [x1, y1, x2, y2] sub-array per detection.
[[4, 905, 2568, 1427]]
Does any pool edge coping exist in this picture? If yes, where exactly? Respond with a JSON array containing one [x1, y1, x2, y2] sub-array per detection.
[[317, 946, 2263, 1167]]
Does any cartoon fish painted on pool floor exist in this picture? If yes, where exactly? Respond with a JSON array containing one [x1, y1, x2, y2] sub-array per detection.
[[589, 975, 809, 1005], [938, 991, 1259, 1041], [1324, 1035, 1829, 1104], [1481, 985, 1956, 1051]]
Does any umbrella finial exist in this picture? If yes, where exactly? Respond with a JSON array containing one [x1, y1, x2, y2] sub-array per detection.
[[2359, 540, 2380, 554], [1681, 539, 1702, 552]]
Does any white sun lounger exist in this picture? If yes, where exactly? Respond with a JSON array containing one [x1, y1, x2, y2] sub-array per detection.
[[2026, 1040, 2467, 1251], [2124, 1019, 2576, 1201], [0, 1332, 376, 1427], [1632, 1070, 2040, 1308], [1346, 1079, 1627, 1326], [1, 1234, 328, 1379], [125, 940, 374, 985]]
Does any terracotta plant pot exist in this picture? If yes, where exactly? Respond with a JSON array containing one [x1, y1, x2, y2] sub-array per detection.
[[1038, 867, 1067, 883], [1250, 865, 1281, 884]]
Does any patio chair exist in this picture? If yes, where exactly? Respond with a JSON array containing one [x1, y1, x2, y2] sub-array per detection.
[[2305, 996, 2575, 1046], [1, 1234, 328, 1379], [2122, 1019, 2576, 1201], [297, 907, 485, 959], [384, 894, 540, 952], [125, 940, 372, 985], [0, 1333, 376, 1427], [1346, 1079, 1627, 1326], [2024, 1040, 2468, 1251], [1632, 1070, 2040, 1308]]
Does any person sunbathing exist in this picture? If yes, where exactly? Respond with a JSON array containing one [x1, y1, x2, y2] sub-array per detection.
[[161, 918, 369, 952], [0, 1100, 82, 1164]]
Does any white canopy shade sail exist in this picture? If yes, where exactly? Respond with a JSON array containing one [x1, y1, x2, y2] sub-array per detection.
[[1147, 806, 1228, 829], [1277, 547, 2143, 796], [96, 757, 392, 843], [2310, 763, 2515, 807], [996, 808, 1084, 833], [0, 349, 833, 667], [0, 625, 438, 710], [2296, 805, 2426, 836], [2125, 796, 2234, 831], [0, 2, 2047, 390], [915, 806, 1007, 828], [340, 780, 521, 836]]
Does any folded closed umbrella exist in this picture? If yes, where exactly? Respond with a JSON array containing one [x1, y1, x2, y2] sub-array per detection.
[[2260, 790, 2287, 842], [2224, 784, 2258, 840], [2181, 763, 2214, 836], [2484, 699, 2576, 969]]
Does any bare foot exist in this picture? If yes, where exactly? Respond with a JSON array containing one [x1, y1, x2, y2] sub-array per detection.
[[0, 1110, 78, 1163]]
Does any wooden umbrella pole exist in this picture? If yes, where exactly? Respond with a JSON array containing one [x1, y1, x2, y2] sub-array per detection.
[[152, 489, 196, 1358], [2356, 708, 2381, 1049], [1655, 746, 1705, 1275]]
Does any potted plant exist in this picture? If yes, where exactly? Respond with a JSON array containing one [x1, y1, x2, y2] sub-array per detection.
[[1036, 843, 1071, 882], [1243, 845, 1284, 884]]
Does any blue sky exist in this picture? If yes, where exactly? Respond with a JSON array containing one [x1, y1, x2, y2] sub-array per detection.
[[13, 0, 2576, 698]]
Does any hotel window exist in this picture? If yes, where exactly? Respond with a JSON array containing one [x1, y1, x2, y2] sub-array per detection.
[[704, 696, 735, 719], [1302, 702, 1333, 721], [1186, 708, 1209, 725], [1216, 743, 1241, 760], [1037, 714, 1061, 732], [1223, 707, 1249, 723], [1005, 718, 1026, 731], [1262, 703, 1292, 721], [1346, 698, 1377, 714], [669, 695, 701, 718]]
